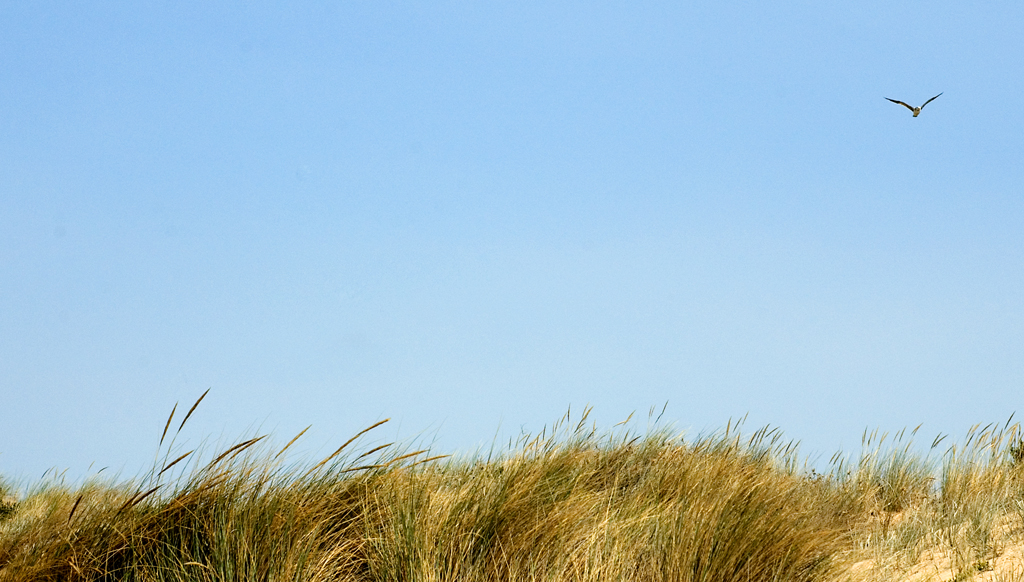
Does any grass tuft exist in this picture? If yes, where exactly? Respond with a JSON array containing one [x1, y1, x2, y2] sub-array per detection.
[[2, 407, 1023, 582]]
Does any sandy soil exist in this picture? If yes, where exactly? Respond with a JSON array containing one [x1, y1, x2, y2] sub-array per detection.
[[847, 517, 1024, 582]]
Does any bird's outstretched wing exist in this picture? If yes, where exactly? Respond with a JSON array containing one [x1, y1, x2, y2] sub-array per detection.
[[920, 92, 943, 109], [885, 98, 915, 112]]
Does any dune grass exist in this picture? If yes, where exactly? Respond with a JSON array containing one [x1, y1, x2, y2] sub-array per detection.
[[1, 402, 1023, 582]]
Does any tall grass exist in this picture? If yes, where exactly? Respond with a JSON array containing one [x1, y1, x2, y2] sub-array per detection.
[[840, 418, 1024, 582], [2, 402, 1022, 582]]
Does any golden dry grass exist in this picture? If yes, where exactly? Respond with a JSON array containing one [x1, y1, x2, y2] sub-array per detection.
[[2, 405, 1023, 582]]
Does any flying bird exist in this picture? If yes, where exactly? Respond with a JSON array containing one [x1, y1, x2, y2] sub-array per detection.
[[885, 93, 943, 117]]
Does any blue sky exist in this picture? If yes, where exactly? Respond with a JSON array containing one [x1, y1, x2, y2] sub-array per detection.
[[2, 1, 1022, 482]]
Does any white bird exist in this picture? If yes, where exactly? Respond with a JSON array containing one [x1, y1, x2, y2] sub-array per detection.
[[885, 93, 943, 117]]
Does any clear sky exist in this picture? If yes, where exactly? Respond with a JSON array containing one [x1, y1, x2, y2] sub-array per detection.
[[2, 2, 1022, 483]]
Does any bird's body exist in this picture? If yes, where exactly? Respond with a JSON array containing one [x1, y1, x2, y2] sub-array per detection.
[[885, 93, 943, 117]]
